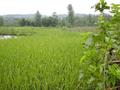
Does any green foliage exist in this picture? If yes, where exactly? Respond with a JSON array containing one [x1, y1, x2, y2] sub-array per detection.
[[74, 15, 98, 27], [95, 0, 110, 13], [42, 16, 58, 27], [79, 0, 120, 89], [4, 14, 99, 27], [18, 18, 26, 26], [34, 11, 42, 27], [17, 18, 34, 26]]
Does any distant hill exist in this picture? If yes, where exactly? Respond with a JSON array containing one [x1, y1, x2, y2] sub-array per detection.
[[2, 14, 34, 26], [3, 14, 34, 19], [2, 13, 95, 19]]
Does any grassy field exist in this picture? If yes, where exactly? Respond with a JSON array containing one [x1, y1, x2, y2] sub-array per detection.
[[0, 27, 91, 90]]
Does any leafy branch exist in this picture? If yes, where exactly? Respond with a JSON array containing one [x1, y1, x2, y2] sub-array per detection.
[[79, 0, 120, 89]]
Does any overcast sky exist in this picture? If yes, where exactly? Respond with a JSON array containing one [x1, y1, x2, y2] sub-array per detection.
[[0, 0, 119, 15]]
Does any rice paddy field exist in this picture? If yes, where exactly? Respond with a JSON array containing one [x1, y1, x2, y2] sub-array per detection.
[[0, 27, 92, 90]]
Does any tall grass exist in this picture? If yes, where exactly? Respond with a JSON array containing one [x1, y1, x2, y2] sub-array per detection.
[[0, 27, 90, 90]]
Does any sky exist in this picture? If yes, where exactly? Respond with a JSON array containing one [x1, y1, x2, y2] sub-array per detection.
[[0, 0, 119, 15]]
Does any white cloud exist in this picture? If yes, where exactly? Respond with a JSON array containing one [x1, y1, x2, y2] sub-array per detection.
[[0, 0, 119, 15]]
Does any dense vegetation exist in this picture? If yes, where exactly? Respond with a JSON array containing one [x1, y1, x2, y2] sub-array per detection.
[[1, 13, 99, 27], [79, 0, 120, 89], [0, 27, 91, 90], [0, 0, 120, 90]]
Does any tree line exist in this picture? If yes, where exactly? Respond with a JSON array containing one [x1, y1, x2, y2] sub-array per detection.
[[0, 4, 111, 27], [18, 11, 58, 27]]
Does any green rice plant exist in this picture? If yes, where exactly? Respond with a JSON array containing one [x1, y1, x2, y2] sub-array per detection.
[[0, 27, 90, 90]]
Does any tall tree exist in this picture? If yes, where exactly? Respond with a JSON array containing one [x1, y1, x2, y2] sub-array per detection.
[[67, 4, 74, 27], [0, 16, 4, 26], [34, 11, 42, 27], [52, 12, 58, 26]]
